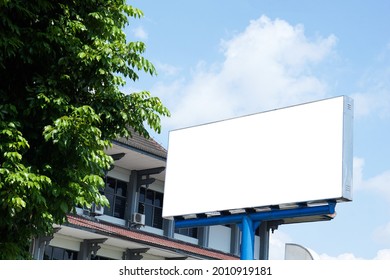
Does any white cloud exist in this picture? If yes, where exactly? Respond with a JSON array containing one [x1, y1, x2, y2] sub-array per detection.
[[351, 44, 390, 119], [353, 157, 390, 200], [268, 230, 390, 260], [156, 15, 337, 129], [318, 249, 390, 260], [319, 252, 364, 260], [373, 249, 390, 260], [351, 90, 390, 119], [365, 170, 390, 199], [156, 62, 181, 76], [263, 220, 390, 260], [353, 156, 365, 191], [269, 231, 293, 260], [351, 92, 381, 118], [132, 26, 148, 40]]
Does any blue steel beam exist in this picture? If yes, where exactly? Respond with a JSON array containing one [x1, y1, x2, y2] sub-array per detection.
[[175, 202, 336, 229]]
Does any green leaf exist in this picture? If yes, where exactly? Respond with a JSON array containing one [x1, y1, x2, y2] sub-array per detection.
[[60, 202, 68, 214], [0, 0, 170, 259], [78, 52, 86, 59]]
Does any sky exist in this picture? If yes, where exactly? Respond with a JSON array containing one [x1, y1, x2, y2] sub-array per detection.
[[125, 0, 390, 260]]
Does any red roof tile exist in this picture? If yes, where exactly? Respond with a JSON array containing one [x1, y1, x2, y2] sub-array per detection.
[[67, 214, 238, 260]]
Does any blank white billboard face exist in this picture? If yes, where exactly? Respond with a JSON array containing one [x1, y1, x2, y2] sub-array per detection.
[[162, 96, 353, 219]]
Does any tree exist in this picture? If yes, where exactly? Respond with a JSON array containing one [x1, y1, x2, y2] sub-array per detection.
[[0, 0, 170, 259]]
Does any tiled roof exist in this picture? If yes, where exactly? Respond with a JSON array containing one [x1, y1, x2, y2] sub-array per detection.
[[67, 214, 238, 260], [115, 128, 167, 159]]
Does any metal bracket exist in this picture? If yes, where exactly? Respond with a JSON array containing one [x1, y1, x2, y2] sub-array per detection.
[[79, 238, 107, 259], [123, 248, 150, 260]]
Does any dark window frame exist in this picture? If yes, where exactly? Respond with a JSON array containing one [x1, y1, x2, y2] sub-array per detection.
[[103, 176, 128, 219], [138, 187, 164, 229], [175, 227, 198, 239], [44, 245, 78, 260]]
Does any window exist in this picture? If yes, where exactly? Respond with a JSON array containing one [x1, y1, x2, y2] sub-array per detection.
[[138, 187, 163, 229], [175, 227, 198, 239], [44, 246, 78, 260], [103, 177, 127, 219]]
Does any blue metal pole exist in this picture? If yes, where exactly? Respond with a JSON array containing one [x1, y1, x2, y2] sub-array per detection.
[[241, 216, 255, 260]]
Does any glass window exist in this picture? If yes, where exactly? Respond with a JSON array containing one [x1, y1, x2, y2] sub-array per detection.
[[145, 189, 154, 205], [44, 246, 78, 260], [116, 180, 127, 196], [63, 249, 78, 260], [114, 197, 126, 218], [175, 227, 198, 239], [138, 187, 164, 229], [153, 207, 163, 228], [154, 192, 163, 207], [104, 193, 114, 216], [139, 188, 145, 202], [105, 177, 116, 193], [51, 247, 63, 260], [103, 177, 128, 219], [144, 204, 153, 226]]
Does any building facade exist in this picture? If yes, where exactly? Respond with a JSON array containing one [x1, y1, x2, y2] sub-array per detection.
[[30, 131, 246, 260]]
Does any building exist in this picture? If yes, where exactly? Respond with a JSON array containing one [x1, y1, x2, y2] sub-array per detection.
[[30, 131, 240, 260]]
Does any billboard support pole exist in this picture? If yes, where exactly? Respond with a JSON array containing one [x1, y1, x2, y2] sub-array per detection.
[[174, 202, 336, 260], [240, 216, 257, 260]]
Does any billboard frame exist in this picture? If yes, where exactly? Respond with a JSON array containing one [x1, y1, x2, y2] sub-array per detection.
[[163, 96, 353, 219], [164, 96, 353, 259]]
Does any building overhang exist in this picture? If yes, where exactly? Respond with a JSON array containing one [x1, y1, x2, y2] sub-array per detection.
[[59, 214, 238, 260], [107, 142, 166, 181]]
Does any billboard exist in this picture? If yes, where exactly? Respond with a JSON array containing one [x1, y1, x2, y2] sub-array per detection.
[[162, 96, 353, 219]]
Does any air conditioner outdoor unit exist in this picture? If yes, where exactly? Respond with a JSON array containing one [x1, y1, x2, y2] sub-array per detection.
[[91, 203, 104, 216], [132, 213, 145, 226]]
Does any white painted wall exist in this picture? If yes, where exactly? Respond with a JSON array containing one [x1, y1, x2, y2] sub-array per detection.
[[208, 225, 231, 253]]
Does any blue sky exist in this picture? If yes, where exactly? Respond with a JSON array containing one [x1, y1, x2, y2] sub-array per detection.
[[126, 0, 390, 259]]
